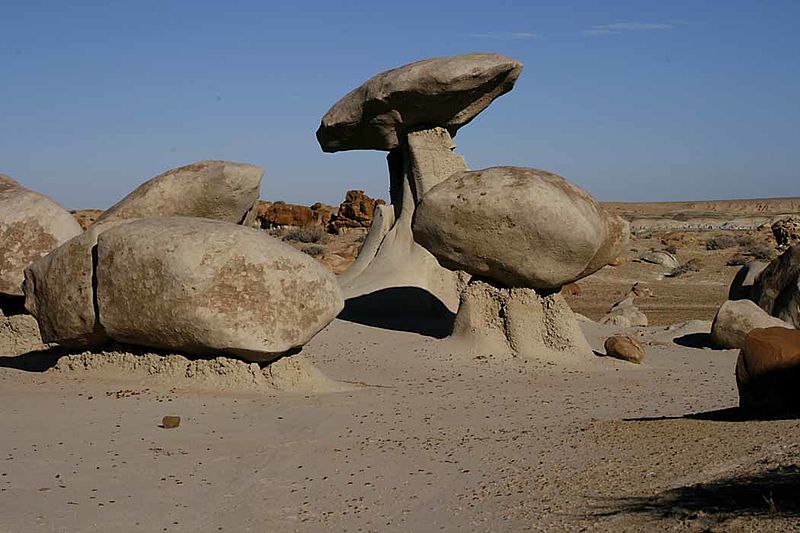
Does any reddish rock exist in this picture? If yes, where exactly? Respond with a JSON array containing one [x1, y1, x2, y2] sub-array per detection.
[[70, 209, 103, 230], [330, 190, 385, 233], [603, 335, 645, 364], [736, 327, 800, 414]]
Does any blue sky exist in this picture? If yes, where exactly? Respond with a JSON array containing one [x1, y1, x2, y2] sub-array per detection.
[[1, 0, 798, 209]]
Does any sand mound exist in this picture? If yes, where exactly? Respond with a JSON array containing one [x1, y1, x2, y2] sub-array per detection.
[[0, 311, 48, 356], [48, 347, 350, 394]]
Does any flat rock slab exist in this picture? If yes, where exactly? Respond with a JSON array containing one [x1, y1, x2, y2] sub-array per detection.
[[317, 53, 522, 152]]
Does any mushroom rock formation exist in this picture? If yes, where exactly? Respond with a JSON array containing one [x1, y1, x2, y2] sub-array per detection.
[[0, 175, 82, 298], [96, 160, 263, 226], [413, 167, 629, 361], [317, 54, 522, 316]]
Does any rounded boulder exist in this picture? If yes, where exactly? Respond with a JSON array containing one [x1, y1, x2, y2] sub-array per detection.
[[94, 217, 343, 361], [412, 166, 629, 289]]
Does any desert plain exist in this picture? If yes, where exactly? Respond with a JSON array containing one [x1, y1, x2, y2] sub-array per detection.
[[2, 195, 799, 533]]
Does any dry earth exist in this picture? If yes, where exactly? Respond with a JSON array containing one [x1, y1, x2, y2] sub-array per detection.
[[1, 198, 799, 532]]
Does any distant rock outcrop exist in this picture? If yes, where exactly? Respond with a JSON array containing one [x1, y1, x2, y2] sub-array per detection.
[[771, 216, 800, 248], [70, 209, 104, 230], [329, 190, 385, 233]]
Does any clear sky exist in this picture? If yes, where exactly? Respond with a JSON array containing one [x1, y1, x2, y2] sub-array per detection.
[[1, 0, 798, 209]]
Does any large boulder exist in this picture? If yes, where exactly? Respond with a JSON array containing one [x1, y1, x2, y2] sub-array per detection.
[[736, 327, 800, 414], [94, 217, 343, 361], [96, 160, 263, 225], [0, 175, 82, 297], [23, 220, 132, 348], [728, 261, 767, 301], [317, 53, 522, 152], [750, 245, 800, 328], [412, 166, 630, 289], [710, 299, 793, 349]]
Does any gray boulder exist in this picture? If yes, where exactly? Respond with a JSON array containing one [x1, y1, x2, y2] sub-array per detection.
[[96, 160, 263, 225], [95, 217, 343, 361], [412, 166, 630, 289], [710, 299, 793, 349], [24, 220, 132, 348], [0, 175, 82, 296], [317, 53, 522, 152], [750, 244, 800, 328]]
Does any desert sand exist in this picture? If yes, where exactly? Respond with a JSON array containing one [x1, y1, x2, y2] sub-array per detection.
[[2, 284, 799, 532]]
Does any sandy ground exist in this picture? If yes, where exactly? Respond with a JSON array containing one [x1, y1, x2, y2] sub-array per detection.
[[2, 315, 799, 532]]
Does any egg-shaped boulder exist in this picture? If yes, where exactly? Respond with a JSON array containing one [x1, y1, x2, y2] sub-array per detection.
[[412, 166, 630, 289], [94, 217, 343, 361]]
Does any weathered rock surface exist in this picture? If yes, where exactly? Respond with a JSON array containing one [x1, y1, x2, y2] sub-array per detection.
[[772, 216, 800, 248], [604, 335, 645, 364], [600, 304, 648, 328], [95, 217, 343, 361], [728, 261, 767, 301], [736, 327, 800, 414], [317, 54, 522, 152], [0, 175, 82, 296], [448, 279, 593, 362], [23, 220, 132, 348], [639, 250, 680, 269], [96, 161, 263, 225], [710, 299, 793, 349], [413, 166, 630, 289], [750, 244, 800, 328], [0, 307, 47, 356]]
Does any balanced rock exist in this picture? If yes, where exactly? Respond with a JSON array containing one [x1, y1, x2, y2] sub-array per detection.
[[0, 175, 82, 297], [728, 261, 767, 301], [736, 327, 800, 414], [24, 220, 132, 348], [750, 244, 800, 328], [317, 53, 522, 152], [95, 217, 343, 361], [710, 299, 793, 349], [604, 335, 645, 364], [413, 166, 630, 289], [96, 160, 263, 225]]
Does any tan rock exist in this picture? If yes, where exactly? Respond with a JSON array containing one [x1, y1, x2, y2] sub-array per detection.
[[728, 261, 767, 301], [95, 217, 343, 361], [604, 335, 645, 364], [0, 175, 82, 296], [317, 53, 522, 152], [413, 166, 630, 289], [96, 160, 262, 225], [736, 327, 800, 413], [23, 220, 131, 348], [710, 299, 793, 349]]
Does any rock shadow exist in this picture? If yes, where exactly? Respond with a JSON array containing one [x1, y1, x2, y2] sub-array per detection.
[[0, 346, 69, 372], [338, 287, 455, 338], [673, 332, 715, 349], [624, 406, 800, 422], [591, 465, 800, 521]]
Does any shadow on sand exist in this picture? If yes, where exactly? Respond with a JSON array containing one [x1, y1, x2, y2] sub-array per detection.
[[0, 347, 69, 373], [592, 466, 800, 521], [673, 332, 716, 349], [338, 287, 455, 339]]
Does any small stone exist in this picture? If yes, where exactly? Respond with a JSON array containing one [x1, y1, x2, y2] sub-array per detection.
[[161, 416, 181, 429], [604, 335, 645, 364]]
